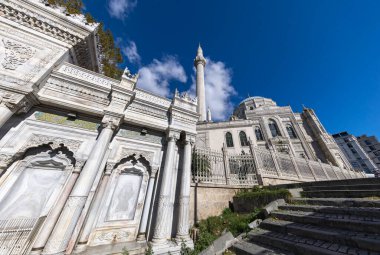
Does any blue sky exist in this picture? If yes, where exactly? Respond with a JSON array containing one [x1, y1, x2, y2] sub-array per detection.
[[83, 0, 380, 138]]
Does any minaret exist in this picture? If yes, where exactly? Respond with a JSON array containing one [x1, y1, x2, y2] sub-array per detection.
[[194, 44, 207, 121]]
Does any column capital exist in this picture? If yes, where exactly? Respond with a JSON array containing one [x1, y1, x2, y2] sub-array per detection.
[[0, 91, 33, 113], [184, 134, 196, 145], [151, 166, 159, 177], [105, 162, 116, 175], [73, 159, 85, 173], [102, 111, 123, 130], [167, 129, 181, 142]]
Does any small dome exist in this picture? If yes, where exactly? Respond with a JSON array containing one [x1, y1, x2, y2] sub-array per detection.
[[239, 96, 277, 109]]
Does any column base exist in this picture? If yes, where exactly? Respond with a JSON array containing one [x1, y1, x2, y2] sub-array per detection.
[[151, 240, 182, 255], [136, 233, 146, 242]]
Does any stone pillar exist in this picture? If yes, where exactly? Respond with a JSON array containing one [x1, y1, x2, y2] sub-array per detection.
[[42, 114, 121, 255], [137, 166, 158, 241], [76, 162, 115, 248], [31, 161, 85, 254], [152, 131, 179, 244], [0, 92, 32, 128], [194, 45, 207, 121], [176, 135, 194, 241]]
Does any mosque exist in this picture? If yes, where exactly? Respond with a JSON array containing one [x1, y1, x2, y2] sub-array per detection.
[[0, 1, 362, 254]]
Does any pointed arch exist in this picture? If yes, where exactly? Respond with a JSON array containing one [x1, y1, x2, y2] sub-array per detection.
[[225, 132, 234, 147]]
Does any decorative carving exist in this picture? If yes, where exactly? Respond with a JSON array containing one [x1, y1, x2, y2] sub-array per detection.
[[19, 134, 83, 153], [177, 196, 190, 236], [45, 77, 110, 105], [120, 148, 154, 164], [34, 111, 100, 131], [93, 230, 129, 243], [174, 89, 197, 104], [58, 64, 118, 88], [105, 162, 116, 175], [2, 39, 35, 70], [102, 114, 122, 130], [123, 67, 139, 80], [0, 92, 18, 110], [135, 90, 171, 108], [0, 1, 82, 45], [127, 103, 168, 120], [117, 127, 164, 145], [153, 195, 173, 239]]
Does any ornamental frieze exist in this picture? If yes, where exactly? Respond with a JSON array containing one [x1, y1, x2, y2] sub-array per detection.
[[34, 111, 100, 131]]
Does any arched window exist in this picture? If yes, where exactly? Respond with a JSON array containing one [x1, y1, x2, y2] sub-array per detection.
[[286, 125, 297, 139], [225, 132, 234, 147], [239, 131, 249, 146], [268, 119, 281, 137], [255, 127, 264, 141]]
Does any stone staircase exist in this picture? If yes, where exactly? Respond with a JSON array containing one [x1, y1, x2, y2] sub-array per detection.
[[232, 178, 380, 255]]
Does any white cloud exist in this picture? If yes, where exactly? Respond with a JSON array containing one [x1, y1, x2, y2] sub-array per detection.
[[120, 40, 141, 65], [108, 0, 137, 20], [137, 56, 187, 97], [191, 58, 236, 120]]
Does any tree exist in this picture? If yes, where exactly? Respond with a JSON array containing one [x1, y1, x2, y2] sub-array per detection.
[[47, 0, 124, 79]]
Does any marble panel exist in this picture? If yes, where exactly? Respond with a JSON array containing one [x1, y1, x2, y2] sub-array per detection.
[[106, 173, 142, 221], [0, 167, 63, 219]]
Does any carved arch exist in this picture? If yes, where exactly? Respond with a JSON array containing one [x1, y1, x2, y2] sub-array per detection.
[[0, 134, 82, 175]]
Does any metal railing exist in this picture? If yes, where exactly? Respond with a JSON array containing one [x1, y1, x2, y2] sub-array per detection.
[[0, 217, 44, 255], [191, 145, 366, 186]]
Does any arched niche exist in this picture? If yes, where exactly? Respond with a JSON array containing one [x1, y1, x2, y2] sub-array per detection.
[[91, 154, 151, 245], [0, 150, 74, 221]]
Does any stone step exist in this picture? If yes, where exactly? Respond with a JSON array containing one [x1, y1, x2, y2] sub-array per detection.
[[290, 198, 380, 208], [303, 184, 380, 192], [274, 178, 380, 190], [232, 239, 292, 255], [300, 189, 380, 198], [260, 218, 380, 252], [278, 204, 380, 218], [270, 210, 380, 234], [248, 228, 371, 255]]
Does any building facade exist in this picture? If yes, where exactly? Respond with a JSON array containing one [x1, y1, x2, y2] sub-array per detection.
[[0, 1, 198, 254], [357, 135, 380, 171], [333, 132, 378, 175], [197, 96, 352, 170]]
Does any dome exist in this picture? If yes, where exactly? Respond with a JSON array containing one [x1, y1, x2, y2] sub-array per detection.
[[239, 96, 277, 108]]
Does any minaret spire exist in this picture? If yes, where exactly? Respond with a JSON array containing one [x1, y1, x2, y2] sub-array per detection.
[[194, 44, 207, 121]]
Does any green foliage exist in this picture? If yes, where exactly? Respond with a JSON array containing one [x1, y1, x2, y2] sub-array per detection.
[[191, 152, 211, 178], [192, 208, 260, 254], [47, 0, 123, 79], [234, 187, 291, 209], [122, 247, 129, 255], [180, 241, 193, 255], [145, 243, 154, 255]]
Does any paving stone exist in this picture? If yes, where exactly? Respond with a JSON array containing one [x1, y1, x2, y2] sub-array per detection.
[[327, 243, 340, 251]]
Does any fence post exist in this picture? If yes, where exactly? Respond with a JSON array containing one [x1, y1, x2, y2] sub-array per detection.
[[269, 148, 282, 177], [248, 139, 263, 185], [222, 144, 231, 185]]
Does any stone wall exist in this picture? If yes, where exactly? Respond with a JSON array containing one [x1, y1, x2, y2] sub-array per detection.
[[189, 183, 244, 226]]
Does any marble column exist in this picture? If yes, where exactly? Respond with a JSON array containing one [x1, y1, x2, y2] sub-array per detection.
[[175, 136, 193, 241], [0, 93, 31, 128], [42, 115, 121, 255], [76, 163, 115, 248], [30, 161, 85, 254], [137, 167, 158, 241], [152, 131, 179, 244]]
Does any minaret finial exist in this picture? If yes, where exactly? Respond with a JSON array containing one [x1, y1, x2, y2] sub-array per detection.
[[197, 43, 203, 56]]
